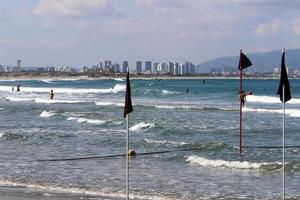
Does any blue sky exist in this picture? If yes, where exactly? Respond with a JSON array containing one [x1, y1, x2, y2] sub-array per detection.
[[0, 0, 300, 68]]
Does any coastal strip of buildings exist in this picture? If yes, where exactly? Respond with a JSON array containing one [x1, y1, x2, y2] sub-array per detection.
[[1, 59, 300, 77]]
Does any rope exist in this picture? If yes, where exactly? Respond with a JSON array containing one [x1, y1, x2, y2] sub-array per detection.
[[34, 145, 300, 162], [34, 147, 203, 162]]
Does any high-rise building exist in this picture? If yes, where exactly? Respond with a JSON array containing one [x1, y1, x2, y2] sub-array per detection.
[[175, 63, 180, 75], [17, 59, 21, 68], [136, 61, 142, 73], [145, 61, 152, 72], [122, 61, 129, 73], [153, 62, 159, 73], [168, 62, 175, 74], [104, 60, 112, 69], [112, 63, 120, 73]]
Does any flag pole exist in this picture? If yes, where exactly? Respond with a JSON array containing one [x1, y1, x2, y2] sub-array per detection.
[[282, 84, 285, 200], [126, 114, 129, 200], [239, 49, 243, 158]]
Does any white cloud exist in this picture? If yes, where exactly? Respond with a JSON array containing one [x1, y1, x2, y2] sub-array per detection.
[[293, 18, 300, 35], [255, 18, 282, 35], [34, 0, 113, 17]]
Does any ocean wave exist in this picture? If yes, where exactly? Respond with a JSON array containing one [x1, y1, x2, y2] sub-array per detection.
[[154, 104, 237, 111], [0, 108, 4, 111], [244, 107, 300, 118], [129, 122, 155, 131], [0, 180, 181, 200], [6, 97, 33, 102], [35, 98, 83, 104], [144, 138, 188, 146], [41, 79, 53, 83], [0, 84, 125, 94], [247, 95, 300, 104], [40, 111, 56, 118], [95, 102, 124, 107], [0, 132, 5, 139], [114, 78, 125, 82], [162, 90, 177, 95], [67, 117, 106, 125], [187, 155, 265, 169]]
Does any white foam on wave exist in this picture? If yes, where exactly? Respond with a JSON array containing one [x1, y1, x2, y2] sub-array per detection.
[[145, 138, 188, 146], [0, 132, 5, 138], [154, 105, 193, 109], [35, 98, 82, 104], [40, 111, 56, 118], [0, 108, 4, 111], [0, 84, 125, 94], [41, 79, 53, 83], [114, 78, 124, 82], [187, 155, 264, 169], [129, 122, 155, 131], [67, 117, 106, 125], [155, 105, 177, 109], [6, 97, 33, 102], [0, 180, 179, 200], [95, 102, 124, 107], [244, 107, 300, 118], [162, 90, 176, 95], [247, 95, 300, 104]]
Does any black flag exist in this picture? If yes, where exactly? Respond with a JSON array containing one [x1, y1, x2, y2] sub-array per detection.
[[277, 51, 291, 103], [124, 72, 133, 118], [238, 52, 252, 70]]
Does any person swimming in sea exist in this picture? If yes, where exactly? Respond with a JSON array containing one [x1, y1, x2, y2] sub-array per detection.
[[16, 84, 20, 92], [50, 90, 54, 100]]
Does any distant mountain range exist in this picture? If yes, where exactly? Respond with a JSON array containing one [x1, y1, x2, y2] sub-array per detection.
[[197, 48, 300, 73]]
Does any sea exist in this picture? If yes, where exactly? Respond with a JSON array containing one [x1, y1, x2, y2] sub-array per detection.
[[0, 78, 299, 200]]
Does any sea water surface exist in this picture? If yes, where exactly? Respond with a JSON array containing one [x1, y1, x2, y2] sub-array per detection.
[[0, 78, 299, 200]]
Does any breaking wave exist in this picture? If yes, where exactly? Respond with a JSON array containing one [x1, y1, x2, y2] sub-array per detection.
[[67, 117, 106, 125], [114, 78, 124, 82], [162, 90, 177, 95], [40, 111, 56, 118], [244, 107, 300, 118], [247, 95, 300, 104], [95, 102, 124, 107], [0, 132, 5, 138], [6, 97, 33, 102], [0, 180, 181, 200], [0, 84, 125, 94], [129, 122, 155, 131], [187, 155, 266, 169], [41, 79, 53, 83], [35, 98, 83, 104], [144, 138, 188, 146]]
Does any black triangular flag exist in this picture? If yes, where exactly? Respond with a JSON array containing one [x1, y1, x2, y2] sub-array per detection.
[[277, 51, 291, 103], [239, 52, 252, 70], [124, 72, 133, 117]]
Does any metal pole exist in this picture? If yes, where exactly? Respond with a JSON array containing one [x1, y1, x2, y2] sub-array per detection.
[[126, 115, 129, 200], [239, 50, 243, 158], [282, 85, 285, 200]]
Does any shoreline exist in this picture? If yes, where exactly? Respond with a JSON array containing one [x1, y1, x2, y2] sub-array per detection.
[[0, 75, 283, 81]]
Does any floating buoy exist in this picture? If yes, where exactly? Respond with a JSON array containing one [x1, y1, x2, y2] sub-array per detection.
[[128, 150, 136, 156]]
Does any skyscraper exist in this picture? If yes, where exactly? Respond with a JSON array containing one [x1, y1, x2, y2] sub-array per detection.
[[136, 61, 142, 73], [145, 61, 152, 72], [17, 59, 21, 68], [104, 60, 112, 69], [122, 61, 129, 73]]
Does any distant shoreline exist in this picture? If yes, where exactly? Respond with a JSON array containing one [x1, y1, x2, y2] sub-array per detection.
[[0, 74, 283, 80]]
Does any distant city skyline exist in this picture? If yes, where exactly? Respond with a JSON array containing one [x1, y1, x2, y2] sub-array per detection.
[[1, 0, 300, 67]]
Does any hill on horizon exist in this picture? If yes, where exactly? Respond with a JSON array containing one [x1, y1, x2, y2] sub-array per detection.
[[197, 49, 300, 73]]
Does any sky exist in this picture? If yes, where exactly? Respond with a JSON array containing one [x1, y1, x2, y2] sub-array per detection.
[[0, 0, 300, 68]]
